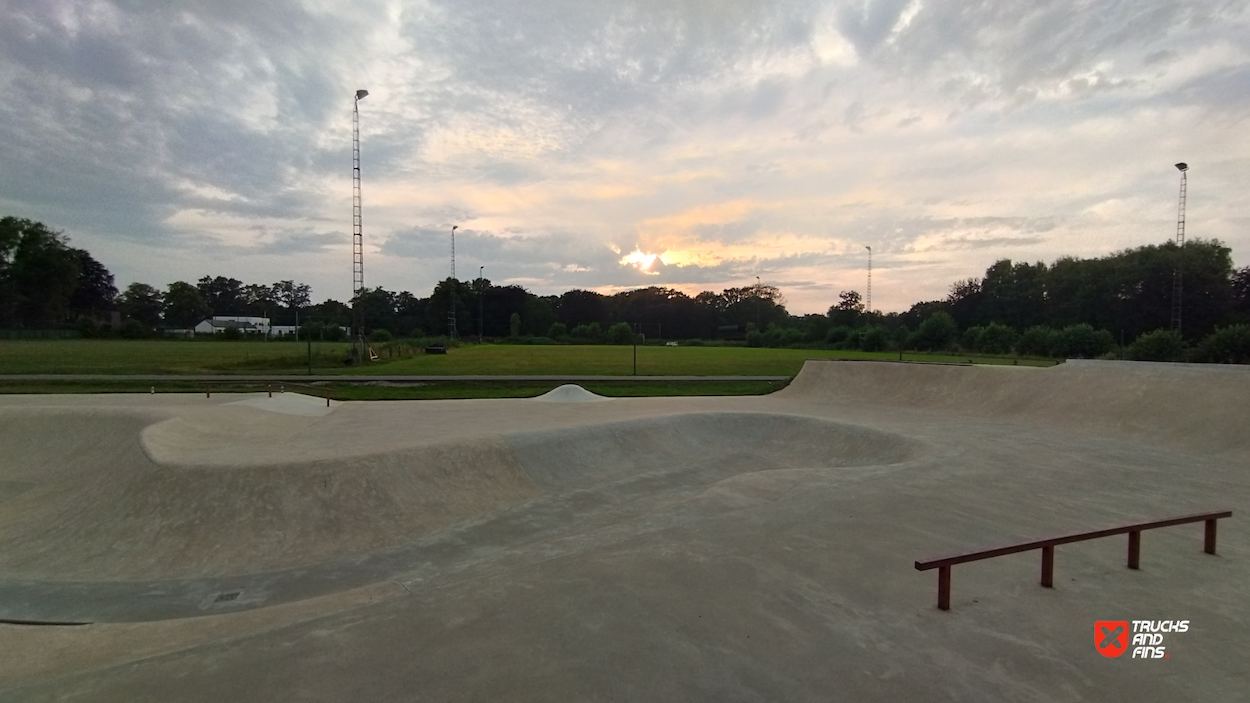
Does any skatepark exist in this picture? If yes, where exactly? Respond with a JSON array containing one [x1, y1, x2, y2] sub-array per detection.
[[0, 359, 1246, 701]]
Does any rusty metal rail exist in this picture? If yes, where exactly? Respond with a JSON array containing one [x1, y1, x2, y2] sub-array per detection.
[[201, 380, 337, 406], [915, 510, 1232, 610]]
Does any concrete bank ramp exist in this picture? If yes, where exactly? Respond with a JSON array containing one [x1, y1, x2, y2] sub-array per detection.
[[781, 358, 1250, 454]]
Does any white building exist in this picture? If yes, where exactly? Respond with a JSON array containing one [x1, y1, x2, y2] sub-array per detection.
[[194, 316, 270, 336]]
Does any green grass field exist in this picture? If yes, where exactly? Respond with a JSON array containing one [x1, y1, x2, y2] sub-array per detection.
[[0, 340, 355, 374], [0, 339, 1058, 377], [352, 344, 1057, 376]]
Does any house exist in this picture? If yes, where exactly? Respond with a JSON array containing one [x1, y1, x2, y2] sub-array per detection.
[[193, 316, 270, 336]]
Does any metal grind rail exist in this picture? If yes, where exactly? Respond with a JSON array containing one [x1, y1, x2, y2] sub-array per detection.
[[915, 510, 1232, 611], [201, 380, 340, 406]]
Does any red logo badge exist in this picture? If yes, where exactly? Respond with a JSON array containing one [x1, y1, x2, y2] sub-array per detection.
[[1095, 621, 1129, 658]]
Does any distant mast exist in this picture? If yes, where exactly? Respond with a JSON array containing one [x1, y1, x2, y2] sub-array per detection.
[[865, 245, 872, 313], [352, 89, 369, 360], [1171, 163, 1188, 334]]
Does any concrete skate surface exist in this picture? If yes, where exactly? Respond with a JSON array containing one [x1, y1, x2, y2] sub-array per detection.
[[0, 359, 1246, 701]]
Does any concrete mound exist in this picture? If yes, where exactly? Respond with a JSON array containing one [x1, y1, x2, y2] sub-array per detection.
[[532, 384, 611, 402], [0, 404, 913, 584], [0, 407, 541, 581]]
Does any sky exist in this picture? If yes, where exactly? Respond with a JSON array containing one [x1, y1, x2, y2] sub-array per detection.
[[1, 0, 1247, 314]]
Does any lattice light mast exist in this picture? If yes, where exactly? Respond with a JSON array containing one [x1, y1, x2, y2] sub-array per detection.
[[352, 89, 369, 360], [448, 225, 459, 340], [865, 245, 872, 313], [1171, 162, 1188, 334]]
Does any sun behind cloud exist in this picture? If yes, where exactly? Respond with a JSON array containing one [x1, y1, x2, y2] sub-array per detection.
[[619, 248, 661, 274]]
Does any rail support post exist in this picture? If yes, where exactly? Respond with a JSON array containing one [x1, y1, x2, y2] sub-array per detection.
[[1204, 519, 1218, 555], [937, 566, 951, 610], [206, 387, 210, 399], [1128, 530, 1141, 569], [1041, 546, 1054, 588]]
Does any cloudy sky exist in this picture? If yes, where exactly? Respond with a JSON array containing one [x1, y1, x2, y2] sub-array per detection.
[[2, 1, 1247, 313]]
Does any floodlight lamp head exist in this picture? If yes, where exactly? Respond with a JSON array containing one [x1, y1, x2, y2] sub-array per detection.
[[355, 89, 369, 101], [452, 225, 458, 232], [865, 245, 871, 251], [1175, 162, 1188, 172]]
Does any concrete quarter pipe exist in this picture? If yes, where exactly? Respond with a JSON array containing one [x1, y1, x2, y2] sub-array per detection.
[[0, 359, 1245, 701]]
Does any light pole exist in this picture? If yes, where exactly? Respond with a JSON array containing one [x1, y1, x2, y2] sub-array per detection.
[[478, 265, 484, 344], [755, 276, 761, 332], [352, 88, 369, 363], [448, 225, 459, 340]]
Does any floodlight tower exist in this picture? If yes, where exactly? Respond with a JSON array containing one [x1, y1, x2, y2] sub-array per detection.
[[448, 225, 459, 340], [1171, 163, 1188, 334], [865, 245, 872, 313], [352, 89, 369, 360]]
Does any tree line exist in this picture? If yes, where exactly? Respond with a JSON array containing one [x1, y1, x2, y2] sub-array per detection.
[[2, 215, 1248, 361]]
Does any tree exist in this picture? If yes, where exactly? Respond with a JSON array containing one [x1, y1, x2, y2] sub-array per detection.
[[394, 291, 425, 337], [1232, 267, 1250, 323], [978, 322, 1019, 355], [69, 249, 117, 316], [828, 290, 864, 328], [308, 299, 351, 328], [197, 276, 245, 315], [0, 217, 81, 326], [859, 325, 889, 352], [607, 321, 634, 344], [909, 311, 957, 351], [1017, 326, 1058, 357], [524, 296, 556, 336], [1053, 324, 1114, 359], [509, 312, 521, 338], [980, 259, 1047, 331], [607, 287, 717, 339], [946, 278, 983, 330], [117, 283, 164, 328], [270, 280, 312, 325], [556, 289, 609, 328], [271, 280, 311, 310], [1193, 324, 1250, 364], [353, 287, 398, 334], [1128, 329, 1185, 362], [163, 281, 211, 328], [242, 283, 278, 317]]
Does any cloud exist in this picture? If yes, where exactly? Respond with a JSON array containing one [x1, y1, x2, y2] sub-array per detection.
[[0, 0, 1247, 316]]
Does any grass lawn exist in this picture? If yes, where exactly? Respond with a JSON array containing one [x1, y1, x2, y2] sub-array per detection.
[[349, 344, 1057, 377], [0, 339, 1058, 377], [0, 340, 354, 374]]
